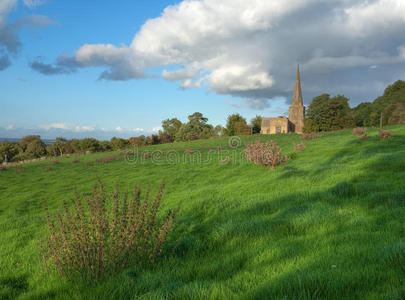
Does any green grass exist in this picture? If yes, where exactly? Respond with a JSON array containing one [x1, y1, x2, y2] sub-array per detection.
[[0, 126, 404, 299]]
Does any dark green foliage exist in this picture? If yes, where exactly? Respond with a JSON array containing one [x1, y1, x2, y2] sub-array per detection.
[[110, 137, 130, 151], [304, 94, 354, 132], [353, 80, 405, 127], [250, 115, 262, 134], [161, 118, 182, 141], [24, 139, 47, 158], [353, 102, 373, 126], [175, 112, 215, 141], [41, 180, 179, 281], [0, 141, 19, 163], [225, 114, 251, 136]]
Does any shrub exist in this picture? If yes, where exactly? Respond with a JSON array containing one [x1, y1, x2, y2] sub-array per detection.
[[72, 159, 80, 164], [300, 133, 320, 141], [44, 166, 52, 171], [85, 162, 91, 167], [378, 129, 392, 139], [0, 166, 5, 171], [353, 127, 367, 136], [41, 180, 179, 281], [245, 140, 290, 170], [186, 149, 194, 155], [102, 156, 116, 163], [51, 160, 59, 165], [294, 142, 306, 152], [15, 167, 23, 174], [144, 152, 151, 159], [217, 145, 223, 150]]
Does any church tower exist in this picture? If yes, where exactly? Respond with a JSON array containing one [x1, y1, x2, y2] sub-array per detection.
[[288, 65, 305, 133]]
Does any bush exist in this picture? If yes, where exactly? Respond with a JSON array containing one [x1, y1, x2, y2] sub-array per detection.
[[294, 142, 306, 152], [0, 166, 5, 171], [378, 129, 392, 140], [300, 133, 320, 141], [44, 166, 52, 171], [41, 180, 179, 281], [85, 162, 91, 167], [353, 127, 367, 136], [51, 160, 59, 165], [244, 140, 290, 170], [72, 159, 80, 164]]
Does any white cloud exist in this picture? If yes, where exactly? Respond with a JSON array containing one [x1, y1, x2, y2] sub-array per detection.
[[32, 0, 405, 105], [39, 122, 71, 130], [74, 125, 95, 132], [23, 0, 46, 9], [115, 126, 123, 132], [5, 124, 14, 130], [152, 126, 162, 133], [132, 128, 144, 132]]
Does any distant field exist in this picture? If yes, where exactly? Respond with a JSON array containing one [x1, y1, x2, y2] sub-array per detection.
[[0, 126, 404, 299]]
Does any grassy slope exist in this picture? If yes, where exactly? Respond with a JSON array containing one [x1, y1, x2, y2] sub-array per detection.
[[0, 126, 404, 299]]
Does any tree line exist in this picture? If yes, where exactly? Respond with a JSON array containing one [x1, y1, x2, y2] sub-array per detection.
[[303, 80, 405, 132], [0, 113, 262, 164]]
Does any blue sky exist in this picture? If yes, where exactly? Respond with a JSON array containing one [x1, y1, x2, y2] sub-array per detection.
[[1, 0, 404, 139]]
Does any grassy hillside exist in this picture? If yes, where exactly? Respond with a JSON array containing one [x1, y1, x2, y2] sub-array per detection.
[[0, 126, 404, 299]]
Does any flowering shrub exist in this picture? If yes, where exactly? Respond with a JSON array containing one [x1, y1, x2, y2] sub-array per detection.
[[41, 180, 179, 281], [300, 133, 319, 141], [294, 142, 306, 152], [352, 127, 367, 136], [378, 129, 392, 139], [244, 140, 290, 170]]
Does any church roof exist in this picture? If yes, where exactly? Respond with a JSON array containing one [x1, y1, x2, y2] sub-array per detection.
[[292, 65, 303, 106]]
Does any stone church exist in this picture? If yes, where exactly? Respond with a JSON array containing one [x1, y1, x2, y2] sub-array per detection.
[[261, 65, 305, 134]]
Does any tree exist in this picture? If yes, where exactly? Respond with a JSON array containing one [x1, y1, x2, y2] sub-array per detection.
[[110, 137, 129, 150], [161, 118, 182, 141], [80, 138, 101, 152], [304, 94, 354, 132], [352, 102, 373, 127], [250, 115, 262, 134], [0, 141, 19, 163], [25, 139, 47, 158], [54, 137, 68, 156], [175, 112, 214, 141], [225, 114, 250, 136], [214, 125, 224, 136], [19, 135, 41, 152]]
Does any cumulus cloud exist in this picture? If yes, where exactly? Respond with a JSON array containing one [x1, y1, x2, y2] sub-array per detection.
[[31, 0, 405, 106], [23, 0, 46, 9], [6, 124, 14, 130], [0, 0, 52, 71], [39, 122, 71, 130]]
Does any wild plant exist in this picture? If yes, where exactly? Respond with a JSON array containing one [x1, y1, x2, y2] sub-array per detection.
[[40, 180, 179, 281], [378, 129, 392, 139], [300, 133, 319, 141], [245, 139, 290, 170], [294, 142, 306, 152], [353, 127, 367, 136]]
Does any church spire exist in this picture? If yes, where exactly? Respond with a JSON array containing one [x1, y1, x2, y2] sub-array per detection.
[[292, 64, 303, 106]]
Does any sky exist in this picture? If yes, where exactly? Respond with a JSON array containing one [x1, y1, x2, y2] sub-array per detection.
[[1, 0, 405, 139]]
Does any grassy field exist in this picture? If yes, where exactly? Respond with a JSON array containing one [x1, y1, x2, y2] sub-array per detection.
[[0, 126, 404, 299]]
